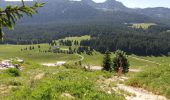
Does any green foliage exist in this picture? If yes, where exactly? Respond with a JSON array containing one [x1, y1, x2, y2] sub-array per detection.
[[8, 80, 22, 86], [6, 68, 21, 77], [127, 65, 170, 98], [0, 44, 80, 63], [112, 50, 129, 73], [5, 67, 123, 100], [102, 50, 112, 71], [0, 0, 44, 40]]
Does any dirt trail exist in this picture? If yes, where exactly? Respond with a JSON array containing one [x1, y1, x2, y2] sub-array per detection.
[[84, 65, 142, 72], [41, 54, 84, 67], [98, 76, 167, 100], [129, 56, 161, 65], [117, 84, 167, 100], [34, 73, 45, 80], [0, 85, 8, 94], [75, 54, 84, 62]]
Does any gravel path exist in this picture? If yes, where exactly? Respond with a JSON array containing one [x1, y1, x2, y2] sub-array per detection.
[[117, 84, 167, 100], [129, 56, 161, 65]]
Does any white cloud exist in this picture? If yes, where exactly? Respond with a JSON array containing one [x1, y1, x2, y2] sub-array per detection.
[[5, 0, 33, 1]]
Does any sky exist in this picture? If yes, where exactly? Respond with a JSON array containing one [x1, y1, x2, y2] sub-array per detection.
[[94, 0, 170, 8], [5, 0, 33, 1], [4, 0, 170, 8]]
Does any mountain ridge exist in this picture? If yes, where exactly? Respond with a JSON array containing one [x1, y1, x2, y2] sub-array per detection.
[[1, 0, 170, 24]]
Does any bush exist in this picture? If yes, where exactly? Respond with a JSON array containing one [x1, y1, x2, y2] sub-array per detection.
[[102, 50, 112, 71], [6, 68, 21, 77], [112, 50, 129, 73], [8, 80, 22, 86]]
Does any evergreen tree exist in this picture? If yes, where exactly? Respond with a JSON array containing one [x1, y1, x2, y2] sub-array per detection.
[[102, 50, 112, 71], [29, 46, 32, 50], [112, 50, 129, 73], [32, 46, 34, 50], [38, 45, 41, 49], [0, 0, 44, 40]]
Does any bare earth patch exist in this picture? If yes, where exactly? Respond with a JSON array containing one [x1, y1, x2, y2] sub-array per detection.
[[85, 65, 141, 73], [117, 84, 167, 100], [129, 69, 141, 72], [61, 93, 75, 99], [41, 61, 66, 67], [34, 73, 45, 80], [97, 76, 167, 100]]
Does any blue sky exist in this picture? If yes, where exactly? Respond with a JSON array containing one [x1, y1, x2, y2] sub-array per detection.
[[5, 0, 170, 8], [93, 0, 170, 8]]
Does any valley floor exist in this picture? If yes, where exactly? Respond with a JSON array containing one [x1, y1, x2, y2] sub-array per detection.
[[0, 42, 170, 99]]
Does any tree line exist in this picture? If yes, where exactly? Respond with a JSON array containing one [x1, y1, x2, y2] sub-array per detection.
[[2, 23, 170, 56]]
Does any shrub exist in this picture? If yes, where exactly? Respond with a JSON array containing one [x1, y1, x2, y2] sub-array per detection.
[[102, 50, 112, 71], [127, 65, 170, 99], [112, 50, 129, 73], [8, 80, 22, 86], [6, 68, 21, 77]]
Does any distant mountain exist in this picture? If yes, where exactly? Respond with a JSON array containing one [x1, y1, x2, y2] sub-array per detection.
[[1, 0, 170, 24], [135, 7, 170, 22]]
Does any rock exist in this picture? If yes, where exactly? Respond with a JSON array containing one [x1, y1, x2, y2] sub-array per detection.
[[61, 93, 75, 99], [34, 73, 45, 80], [107, 91, 111, 94]]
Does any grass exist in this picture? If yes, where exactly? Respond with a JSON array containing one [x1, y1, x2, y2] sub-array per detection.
[[82, 51, 104, 66], [62, 35, 91, 42], [0, 42, 162, 69], [127, 56, 157, 69], [1, 35, 170, 99], [137, 55, 170, 65], [131, 23, 156, 29], [0, 44, 80, 63], [127, 64, 170, 98], [127, 55, 170, 98], [0, 63, 125, 100], [6, 68, 21, 77]]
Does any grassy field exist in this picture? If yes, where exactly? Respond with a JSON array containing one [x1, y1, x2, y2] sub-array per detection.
[[61, 35, 91, 42], [0, 63, 124, 99], [127, 55, 170, 99], [137, 56, 170, 65], [131, 23, 156, 29], [0, 43, 158, 67], [127, 64, 170, 98], [0, 44, 80, 63], [1, 35, 170, 99], [81, 51, 104, 66]]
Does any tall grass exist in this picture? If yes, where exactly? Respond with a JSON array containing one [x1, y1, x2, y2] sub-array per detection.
[[1, 64, 124, 100], [127, 65, 170, 98]]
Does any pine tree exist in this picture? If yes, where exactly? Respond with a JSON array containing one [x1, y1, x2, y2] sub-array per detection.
[[112, 50, 129, 73], [0, 0, 44, 40], [38, 45, 41, 49], [102, 50, 112, 71]]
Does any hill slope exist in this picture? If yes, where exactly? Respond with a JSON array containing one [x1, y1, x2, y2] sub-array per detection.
[[1, 0, 166, 24]]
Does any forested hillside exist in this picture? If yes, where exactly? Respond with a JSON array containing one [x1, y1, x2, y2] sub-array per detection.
[[1, 23, 170, 56]]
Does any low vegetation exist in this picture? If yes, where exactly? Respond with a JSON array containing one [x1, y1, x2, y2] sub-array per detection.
[[0, 63, 124, 99], [0, 44, 80, 63], [102, 50, 129, 73], [127, 65, 170, 98], [6, 68, 21, 77], [1, 35, 170, 99]]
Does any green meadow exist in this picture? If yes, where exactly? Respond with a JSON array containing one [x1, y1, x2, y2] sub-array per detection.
[[131, 23, 156, 29], [0, 36, 170, 99], [0, 44, 80, 63]]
